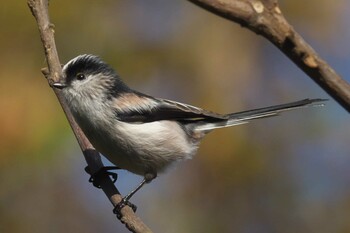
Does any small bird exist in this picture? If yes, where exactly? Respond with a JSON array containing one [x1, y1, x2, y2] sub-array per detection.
[[53, 54, 326, 214]]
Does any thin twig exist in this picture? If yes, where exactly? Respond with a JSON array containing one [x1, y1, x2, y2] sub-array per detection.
[[187, 0, 350, 112], [27, 0, 153, 232]]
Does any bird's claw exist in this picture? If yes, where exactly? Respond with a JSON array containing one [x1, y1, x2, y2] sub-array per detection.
[[85, 166, 119, 188], [113, 198, 137, 219]]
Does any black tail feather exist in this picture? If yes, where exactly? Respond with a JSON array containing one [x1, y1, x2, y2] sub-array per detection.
[[194, 98, 327, 132], [226, 98, 327, 120]]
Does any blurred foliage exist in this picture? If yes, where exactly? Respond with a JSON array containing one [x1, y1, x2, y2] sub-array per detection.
[[0, 1, 349, 233]]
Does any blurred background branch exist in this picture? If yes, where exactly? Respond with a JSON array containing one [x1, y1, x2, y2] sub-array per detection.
[[27, 0, 152, 232], [188, 0, 350, 112]]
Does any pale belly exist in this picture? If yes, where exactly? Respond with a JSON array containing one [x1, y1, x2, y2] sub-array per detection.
[[82, 120, 198, 176]]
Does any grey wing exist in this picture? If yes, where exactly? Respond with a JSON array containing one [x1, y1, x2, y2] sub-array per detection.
[[114, 93, 228, 123]]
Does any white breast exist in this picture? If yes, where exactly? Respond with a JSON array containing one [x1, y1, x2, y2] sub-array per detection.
[[95, 120, 198, 176]]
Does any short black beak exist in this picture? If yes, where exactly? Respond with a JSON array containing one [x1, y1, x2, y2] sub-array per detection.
[[52, 82, 67, 89]]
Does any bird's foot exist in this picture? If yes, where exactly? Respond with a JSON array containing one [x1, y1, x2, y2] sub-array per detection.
[[112, 172, 156, 218], [113, 198, 137, 219], [85, 166, 120, 188]]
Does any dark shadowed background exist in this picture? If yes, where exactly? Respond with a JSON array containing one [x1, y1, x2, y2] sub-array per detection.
[[0, 1, 349, 232]]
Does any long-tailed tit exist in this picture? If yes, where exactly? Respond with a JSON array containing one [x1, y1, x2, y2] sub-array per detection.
[[53, 54, 326, 214]]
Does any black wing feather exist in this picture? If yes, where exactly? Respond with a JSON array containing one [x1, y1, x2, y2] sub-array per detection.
[[116, 96, 227, 123]]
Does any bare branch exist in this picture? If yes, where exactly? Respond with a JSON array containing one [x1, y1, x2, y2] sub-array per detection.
[[27, 0, 153, 232], [187, 0, 350, 112]]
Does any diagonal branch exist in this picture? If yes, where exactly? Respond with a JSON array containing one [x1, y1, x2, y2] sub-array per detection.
[[27, 0, 153, 232], [187, 0, 350, 112]]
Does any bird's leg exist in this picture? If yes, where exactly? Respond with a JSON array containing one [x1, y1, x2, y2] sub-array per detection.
[[113, 172, 157, 218], [85, 166, 121, 188]]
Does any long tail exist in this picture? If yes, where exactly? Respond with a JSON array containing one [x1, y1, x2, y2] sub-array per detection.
[[195, 98, 327, 132]]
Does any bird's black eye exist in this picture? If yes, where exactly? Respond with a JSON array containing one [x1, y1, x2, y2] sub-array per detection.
[[76, 73, 86, 80]]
